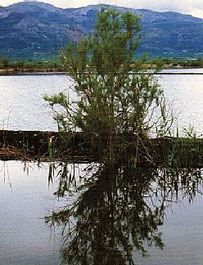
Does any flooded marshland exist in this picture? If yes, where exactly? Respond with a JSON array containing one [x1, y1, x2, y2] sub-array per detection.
[[0, 69, 203, 264]]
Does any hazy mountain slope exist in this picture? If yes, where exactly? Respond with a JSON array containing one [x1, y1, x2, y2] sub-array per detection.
[[0, 2, 202, 60]]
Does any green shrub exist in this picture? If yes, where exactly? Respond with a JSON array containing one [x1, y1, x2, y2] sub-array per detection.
[[44, 7, 172, 163]]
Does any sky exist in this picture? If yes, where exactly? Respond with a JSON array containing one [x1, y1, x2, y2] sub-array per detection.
[[1, 0, 203, 19]]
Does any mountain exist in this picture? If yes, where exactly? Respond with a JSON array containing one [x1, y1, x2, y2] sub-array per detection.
[[0, 1, 202, 60]]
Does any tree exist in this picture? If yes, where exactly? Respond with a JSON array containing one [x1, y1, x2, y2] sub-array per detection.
[[0, 57, 9, 68], [44, 7, 172, 164], [15, 59, 25, 70]]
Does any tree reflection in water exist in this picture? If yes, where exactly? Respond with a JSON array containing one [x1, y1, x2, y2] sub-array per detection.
[[46, 163, 203, 265]]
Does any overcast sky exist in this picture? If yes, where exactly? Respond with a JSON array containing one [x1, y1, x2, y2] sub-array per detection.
[[1, 0, 203, 19]]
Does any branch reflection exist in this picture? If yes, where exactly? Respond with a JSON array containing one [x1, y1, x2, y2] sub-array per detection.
[[46, 163, 203, 265]]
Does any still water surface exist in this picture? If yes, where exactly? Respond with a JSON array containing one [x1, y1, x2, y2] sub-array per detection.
[[0, 161, 61, 265], [0, 74, 73, 131], [0, 70, 203, 264], [159, 68, 203, 135], [0, 69, 203, 133], [1, 161, 203, 265]]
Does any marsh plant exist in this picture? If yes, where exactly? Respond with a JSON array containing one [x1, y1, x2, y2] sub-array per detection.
[[44, 7, 173, 164]]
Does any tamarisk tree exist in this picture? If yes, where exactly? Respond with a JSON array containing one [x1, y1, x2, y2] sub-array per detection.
[[44, 7, 172, 164]]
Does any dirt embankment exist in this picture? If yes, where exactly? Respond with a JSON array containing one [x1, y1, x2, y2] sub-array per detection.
[[1, 130, 203, 167], [0, 130, 92, 162]]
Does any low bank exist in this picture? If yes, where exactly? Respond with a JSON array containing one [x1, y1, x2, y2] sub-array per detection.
[[0, 130, 203, 167], [0, 66, 203, 76], [0, 68, 64, 75]]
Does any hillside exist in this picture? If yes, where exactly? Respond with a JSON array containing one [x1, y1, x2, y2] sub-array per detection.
[[0, 1, 202, 60]]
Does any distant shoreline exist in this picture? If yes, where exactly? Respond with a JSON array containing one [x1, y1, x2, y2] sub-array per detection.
[[0, 57, 202, 75], [0, 68, 63, 75], [0, 68, 202, 76], [0, 69, 66, 76]]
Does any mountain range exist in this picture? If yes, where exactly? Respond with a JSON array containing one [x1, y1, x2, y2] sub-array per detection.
[[0, 1, 203, 60]]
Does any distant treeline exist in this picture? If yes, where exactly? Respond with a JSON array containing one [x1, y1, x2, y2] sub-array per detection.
[[0, 57, 203, 72], [147, 57, 203, 68], [0, 58, 64, 72]]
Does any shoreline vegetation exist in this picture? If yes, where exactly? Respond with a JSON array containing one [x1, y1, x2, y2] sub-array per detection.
[[1, 129, 203, 168], [0, 58, 202, 75]]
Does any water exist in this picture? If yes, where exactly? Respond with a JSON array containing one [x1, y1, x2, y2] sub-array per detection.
[[0, 69, 203, 133], [0, 70, 203, 264], [1, 162, 202, 264], [0, 161, 61, 265], [158, 68, 203, 135], [136, 193, 203, 265], [0, 74, 74, 131]]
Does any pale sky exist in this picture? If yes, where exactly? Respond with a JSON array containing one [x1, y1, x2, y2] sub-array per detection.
[[1, 0, 203, 19]]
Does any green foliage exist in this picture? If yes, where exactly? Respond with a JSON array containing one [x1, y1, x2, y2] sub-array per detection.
[[0, 57, 9, 68], [45, 7, 172, 163], [0, 57, 62, 71], [163, 125, 203, 168], [146, 57, 203, 69], [15, 59, 25, 69]]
